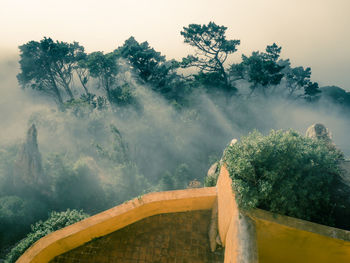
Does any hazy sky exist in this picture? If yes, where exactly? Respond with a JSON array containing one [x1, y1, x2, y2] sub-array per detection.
[[1, 0, 349, 89]]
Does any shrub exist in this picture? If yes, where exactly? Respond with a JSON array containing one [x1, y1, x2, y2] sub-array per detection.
[[0, 196, 47, 250], [4, 209, 89, 263], [223, 129, 344, 226]]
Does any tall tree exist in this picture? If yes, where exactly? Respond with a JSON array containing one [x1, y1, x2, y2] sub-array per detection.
[[115, 36, 179, 95], [74, 51, 90, 95], [86, 51, 118, 103], [285, 65, 312, 96], [230, 43, 285, 95], [116, 36, 166, 82], [17, 38, 86, 107], [17, 38, 64, 107], [304, 81, 321, 101], [180, 22, 240, 89]]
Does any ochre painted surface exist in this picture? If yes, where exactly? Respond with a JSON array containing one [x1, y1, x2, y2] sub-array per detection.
[[217, 164, 350, 263], [17, 188, 217, 263], [50, 211, 224, 263], [250, 209, 350, 263], [217, 165, 237, 246], [218, 165, 258, 263], [18, 163, 350, 263]]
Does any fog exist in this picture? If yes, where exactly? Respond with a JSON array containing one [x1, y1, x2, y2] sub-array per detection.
[[0, 51, 350, 254], [1, 54, 349, 180]]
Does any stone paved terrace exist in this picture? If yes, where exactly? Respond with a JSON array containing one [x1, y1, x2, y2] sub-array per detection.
[[50, 211, 224, 263]]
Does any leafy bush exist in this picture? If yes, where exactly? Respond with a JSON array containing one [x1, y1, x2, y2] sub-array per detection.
[[110, 83, 136, 106], [0, 196, 47, 250], [4, 209, 89, 263], [223, 129, 344, 226]]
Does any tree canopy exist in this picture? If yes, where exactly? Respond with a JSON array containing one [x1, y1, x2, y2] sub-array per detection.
[[17, 25, 326, 109], [181, 22, 240, 90], [230, 43, 285, 95], [17, 38, 86, 108], [85, 51, 119, 103]]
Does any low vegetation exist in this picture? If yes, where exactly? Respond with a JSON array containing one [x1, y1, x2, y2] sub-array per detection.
[[223, 130, 347, 227], [4, 209, 89, 263]]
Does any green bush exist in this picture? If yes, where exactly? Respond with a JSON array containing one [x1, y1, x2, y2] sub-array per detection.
[[223, 129, 344, 226], [0, 196, 47, 250], [4, 209, 89, 263]]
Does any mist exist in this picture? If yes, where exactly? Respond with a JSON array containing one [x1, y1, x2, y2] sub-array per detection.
[[0, 50, 350, 255], [1, 53, 350, 182]]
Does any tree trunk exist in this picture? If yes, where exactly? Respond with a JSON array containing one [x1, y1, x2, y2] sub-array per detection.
[[62, 77, 74, 100], [49, 73, 64, 109], [55, 66, 74, 100], [78, 74, 89, 95], [215, 55, 230, 90], [104, 77, 112, 104]]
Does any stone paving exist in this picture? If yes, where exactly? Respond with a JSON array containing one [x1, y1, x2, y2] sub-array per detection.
[[50, 210, 224, 263]]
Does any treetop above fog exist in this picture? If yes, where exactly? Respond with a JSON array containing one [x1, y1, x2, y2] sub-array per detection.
[[17, 21, 348, 111]]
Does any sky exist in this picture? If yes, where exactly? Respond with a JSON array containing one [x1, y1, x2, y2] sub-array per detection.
[[0, 0, 349, 89]]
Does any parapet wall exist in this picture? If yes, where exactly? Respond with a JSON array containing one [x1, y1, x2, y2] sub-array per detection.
[[217, 165, 257, 263], [17, 165, 350, 263], [17, 188, 217, 263], [217, 165, 350, 263]]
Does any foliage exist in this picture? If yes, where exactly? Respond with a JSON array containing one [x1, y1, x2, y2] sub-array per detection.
[[204, 172, 218, 187], [17, 38, 86, 107], [230, 43, 285, 95], [116, 36, 180, 96], [181, 22, 240, 89], [285, 65, 312, 96], [4, 209, 89, 263], [16, 24, 327, 109], [116, 36, 166, 83], [0, 196, 47, 251], [223, 130, 344, 226], [320, 86, 350, 108], [86, 51, 119, 103], [74, 51, 90, 94], [304, 81, 321, 101], [63, 93, 108, 116], [8, 21, 350, 255], [109, 83, 136, 106], [0, 144, 18, 195], [158, 163, 192, 190], [159, 171, 175, 190]]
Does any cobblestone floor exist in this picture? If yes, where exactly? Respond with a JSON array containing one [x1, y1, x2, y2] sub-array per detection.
[[51, 210, 224, 263]]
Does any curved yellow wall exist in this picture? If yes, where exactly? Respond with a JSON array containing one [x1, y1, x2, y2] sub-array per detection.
[[251, 209, 350, 263], [17, 165, 350, 263], [218, 165, 350, 263], [17, 188, 217, 263]]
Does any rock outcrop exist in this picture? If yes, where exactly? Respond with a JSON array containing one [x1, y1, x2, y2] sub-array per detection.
[[14, 124, 47, 194], [305, 123, 332, 143]]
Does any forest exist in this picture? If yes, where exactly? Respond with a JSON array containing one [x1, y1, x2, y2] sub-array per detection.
[[0, 22, 350, 260]]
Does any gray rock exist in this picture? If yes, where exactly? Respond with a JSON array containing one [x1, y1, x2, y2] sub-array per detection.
[[14, 124, 47, 194], [305, 123, 332, 143]]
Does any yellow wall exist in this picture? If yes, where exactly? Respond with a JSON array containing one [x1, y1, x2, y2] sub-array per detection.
[[18, 164, 350, 263], [217, 165, 350, 263], [217, 164, 237, 246], [217, 165, 258, 263], [251, 209, 350, 263], [17, 188, 217, 263]]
